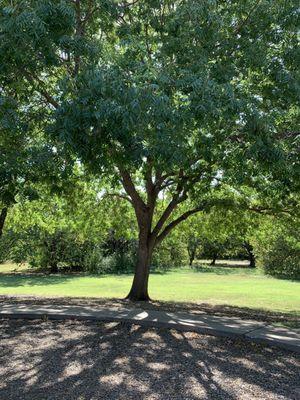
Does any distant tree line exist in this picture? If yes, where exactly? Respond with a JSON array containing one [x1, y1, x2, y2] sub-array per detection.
[[1, 185, 299, 280]]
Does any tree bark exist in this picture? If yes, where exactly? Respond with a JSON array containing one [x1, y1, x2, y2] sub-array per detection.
[[210, 255, 217, 266], [243, 241, 256, 268], [47, 236, 59, 273], [126, 236, 152, 301], [188, 247, 196, 266], [249, 252, 256, 268], [0, 207, 8, 238]]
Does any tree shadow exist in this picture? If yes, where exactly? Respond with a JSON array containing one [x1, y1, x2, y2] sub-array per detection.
[[191, 265, 252, 275], [0, 274, 78, 288], [0, 295, 298, 328], [0, 318, 299, 400]]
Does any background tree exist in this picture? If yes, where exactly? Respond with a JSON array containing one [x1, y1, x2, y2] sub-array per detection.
[[180, 205, 260, 266], [3, 174, 136, 272], [1, 0, 298, 300]]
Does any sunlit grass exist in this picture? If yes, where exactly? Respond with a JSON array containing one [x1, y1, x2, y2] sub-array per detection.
[[0, 262, 299, 314]]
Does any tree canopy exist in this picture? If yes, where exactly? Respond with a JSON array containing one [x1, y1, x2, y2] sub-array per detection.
[[0, 0, 299, 299]]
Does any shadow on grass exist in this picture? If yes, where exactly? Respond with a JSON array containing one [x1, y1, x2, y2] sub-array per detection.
[[191, 265, 256, 275], [0, 318, 299, 400], [0, 269, 169, 290], [0, 274, 78, 288]]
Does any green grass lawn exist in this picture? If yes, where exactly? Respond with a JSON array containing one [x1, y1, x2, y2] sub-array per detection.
[[0, 263, 299, 314]]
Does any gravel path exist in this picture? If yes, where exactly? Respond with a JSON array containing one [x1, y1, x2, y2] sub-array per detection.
[[0, 319, 299, 400]]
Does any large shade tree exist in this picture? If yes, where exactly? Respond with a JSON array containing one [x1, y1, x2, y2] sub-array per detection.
[[1, 0, 298, 299]]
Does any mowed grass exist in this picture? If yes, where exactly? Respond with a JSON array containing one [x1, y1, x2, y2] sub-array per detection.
[[0, 263, 299, 314]]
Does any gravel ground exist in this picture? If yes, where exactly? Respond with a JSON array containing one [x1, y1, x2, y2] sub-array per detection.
[[0, 318, 299, 400]]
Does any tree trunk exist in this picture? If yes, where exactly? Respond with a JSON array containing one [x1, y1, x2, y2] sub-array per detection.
[[50, 263, 59, 274], [126, 236, 153, 301], [243, 241, 256, 268], [210, 254, 217, 266], [249, 252, 255, 268], [248, 248, 256, 268], [48, 236, 59, 273], [0, 207, 8, 238], [188, 248, 196, 266]]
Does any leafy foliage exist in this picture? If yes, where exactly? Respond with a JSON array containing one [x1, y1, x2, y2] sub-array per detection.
[[254, 217, 300, 280], [261, 236, 300, 280]]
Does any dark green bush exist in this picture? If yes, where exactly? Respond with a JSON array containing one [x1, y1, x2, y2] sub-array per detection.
[[256, 233, 300, 280], [152, 241, 185, 270], [7, 228, 135, 274], [101, 232, 136, 273], [0, 229, 29, 264], [0, 230, 15, 263], [1, 227, 186, 274]]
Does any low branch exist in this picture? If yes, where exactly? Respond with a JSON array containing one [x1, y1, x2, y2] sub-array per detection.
[[151, 172, 189, 238], [151, 198, 178, 238], [248, 206, 293, 216], [155, 206, 202, 246]]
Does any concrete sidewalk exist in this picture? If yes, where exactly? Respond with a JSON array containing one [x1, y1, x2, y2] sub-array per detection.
[[0, 303, 299, 353]]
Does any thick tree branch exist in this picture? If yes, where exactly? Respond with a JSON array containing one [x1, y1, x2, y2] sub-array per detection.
[[151, 170, 190, 238], [118, 167, 147, 210], [154, 171, 178, 189], [23, 70, 59, 109], [145, 157, 155, 203], [155, 206, 202, 246], [151, 197, 178, 238]]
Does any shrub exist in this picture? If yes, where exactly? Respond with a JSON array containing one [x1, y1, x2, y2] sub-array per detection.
[[101, 232, 136, 273], [254, 219, 300, 280], [10, 228, 136, 274], [2, 227, 186, 274], [83, 244, 104, 274], [152, 241, 185, 271], [0, 230, 16, 263], [257, 235, 300, 280], [0, 229, 32, 264]]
